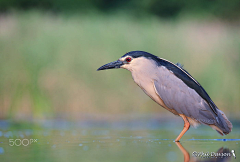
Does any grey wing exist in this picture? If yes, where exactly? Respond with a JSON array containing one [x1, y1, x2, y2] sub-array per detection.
[[153, 68, 217, 125]]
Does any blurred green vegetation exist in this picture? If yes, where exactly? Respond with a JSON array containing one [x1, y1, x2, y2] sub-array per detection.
[[1, 0, 240, 20], [0, 11, 239, 122]]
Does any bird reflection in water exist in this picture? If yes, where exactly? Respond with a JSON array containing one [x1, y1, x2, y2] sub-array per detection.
[[175, 142, 232, 162]]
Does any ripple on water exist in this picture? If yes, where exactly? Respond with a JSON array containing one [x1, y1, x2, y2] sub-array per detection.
[[187, 139, 240, 141], [0, 147, 4, 154], [81, 130, 88, 136], [43, 131, 49, 137], [71, 130, 77, 136], [166, 151, 176, 162], [25, 129, 33, 136], [18, 131, 24, 138], [91, 130, 109, 136], [60, 131, 65, 136], [83, 146, 89, 151], [4, 131, 13, 138]]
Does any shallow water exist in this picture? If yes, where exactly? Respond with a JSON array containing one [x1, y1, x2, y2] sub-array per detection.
[[0, 120, 239, 162]]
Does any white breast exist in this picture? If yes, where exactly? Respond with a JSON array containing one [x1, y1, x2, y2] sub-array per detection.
[[130, 58, 167, 108]]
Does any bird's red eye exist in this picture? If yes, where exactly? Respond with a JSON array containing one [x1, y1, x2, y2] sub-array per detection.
[[126, 57, 131, 62]]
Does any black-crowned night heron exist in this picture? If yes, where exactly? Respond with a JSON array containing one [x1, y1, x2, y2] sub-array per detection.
[[97, 51, 232, 142]]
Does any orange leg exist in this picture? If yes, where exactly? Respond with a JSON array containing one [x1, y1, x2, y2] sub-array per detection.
[[175, 142, 190, 162], [175, 114, 190, 142]]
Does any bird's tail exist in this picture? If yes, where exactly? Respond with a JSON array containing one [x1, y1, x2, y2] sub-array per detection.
[[209, 109, 232, 136]]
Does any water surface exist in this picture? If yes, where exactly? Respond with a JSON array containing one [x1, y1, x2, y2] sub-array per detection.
[[0, 120, 239, 162]]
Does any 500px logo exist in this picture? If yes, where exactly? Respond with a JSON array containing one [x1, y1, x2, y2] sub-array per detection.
[[9, 139, 38, 146]]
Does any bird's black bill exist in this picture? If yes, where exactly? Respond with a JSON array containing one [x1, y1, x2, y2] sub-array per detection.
[[97, 60, 123, 71]]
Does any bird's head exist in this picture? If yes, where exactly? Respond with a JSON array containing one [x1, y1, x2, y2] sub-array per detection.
[[97, 51, 159, 72]]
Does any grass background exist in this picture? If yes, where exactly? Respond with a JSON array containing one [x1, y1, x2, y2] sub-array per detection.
[[0, 11, 239, 122]]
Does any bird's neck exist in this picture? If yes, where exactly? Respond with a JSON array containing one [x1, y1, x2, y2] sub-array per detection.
[[130, 63, 157, 89]]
